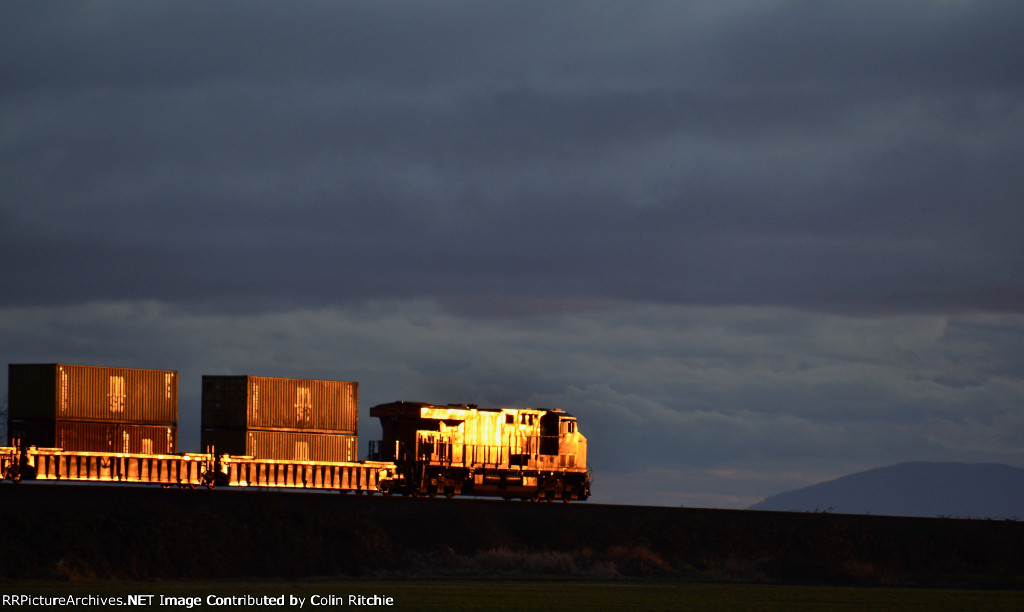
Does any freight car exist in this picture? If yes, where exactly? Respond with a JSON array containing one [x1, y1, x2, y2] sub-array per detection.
[[3, 364, 591, 502], [200, 375, 359, 463], [7, 364, 178, 454]]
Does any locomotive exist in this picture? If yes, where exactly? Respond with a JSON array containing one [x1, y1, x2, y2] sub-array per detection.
[[2, 364, 591, 502], [369, 401, 589, 502]]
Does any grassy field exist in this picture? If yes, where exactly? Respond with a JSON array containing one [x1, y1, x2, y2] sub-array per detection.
[[3, 580, 1021, 611]]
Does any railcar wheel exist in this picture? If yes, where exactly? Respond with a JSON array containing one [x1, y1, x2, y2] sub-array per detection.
[[200, 471, 221, 490]]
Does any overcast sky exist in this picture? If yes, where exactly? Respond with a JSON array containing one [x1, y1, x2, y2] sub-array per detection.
[[2, 1, 1022, 507]]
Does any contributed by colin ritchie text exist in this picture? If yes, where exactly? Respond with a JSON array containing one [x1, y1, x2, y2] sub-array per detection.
[[2, 594, 395, 608]]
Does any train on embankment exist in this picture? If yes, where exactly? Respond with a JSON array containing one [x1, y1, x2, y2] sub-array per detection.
[[1, 363, 590, 502]]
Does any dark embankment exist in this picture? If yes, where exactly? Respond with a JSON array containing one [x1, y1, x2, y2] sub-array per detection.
[[2, 483, 1022, 587]]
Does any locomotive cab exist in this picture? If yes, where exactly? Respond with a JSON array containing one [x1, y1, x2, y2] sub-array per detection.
[[538, 410, 586, 470]]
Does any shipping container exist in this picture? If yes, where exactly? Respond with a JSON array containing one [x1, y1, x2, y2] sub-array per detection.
[[201, 375, 357, 433], [8, 419, 177, 454], [201, 429, 358, 462], [8, 364, 177, 425]]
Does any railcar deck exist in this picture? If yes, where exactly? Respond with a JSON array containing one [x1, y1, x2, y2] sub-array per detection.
[[0, 445, 395, 493]]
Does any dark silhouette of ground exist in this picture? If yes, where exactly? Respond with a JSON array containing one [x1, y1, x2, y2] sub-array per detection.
[[2, 484, 1022, 587]]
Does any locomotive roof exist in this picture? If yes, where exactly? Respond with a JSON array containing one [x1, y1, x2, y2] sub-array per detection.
[[369, 401, 574, 419]]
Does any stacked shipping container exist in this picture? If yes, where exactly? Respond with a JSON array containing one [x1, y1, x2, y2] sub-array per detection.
[[7, 364, 178, 454], [200, 375, 358, 462]]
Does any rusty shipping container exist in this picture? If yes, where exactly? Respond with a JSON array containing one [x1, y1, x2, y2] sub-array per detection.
[[201, 429, 357, 462], [8, 364, 177, 425], [201, 375, 357, 434], [8, 419, 177, 454]]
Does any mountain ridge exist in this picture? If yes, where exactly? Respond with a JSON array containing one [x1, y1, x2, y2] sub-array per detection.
[[750, 461, 1024, 518]]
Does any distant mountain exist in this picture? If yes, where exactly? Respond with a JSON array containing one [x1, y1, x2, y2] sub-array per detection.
[[750, 462, 1024, 518]]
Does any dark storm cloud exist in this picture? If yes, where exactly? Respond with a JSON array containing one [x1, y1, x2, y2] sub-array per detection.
[[4, 1, 1023, 315]]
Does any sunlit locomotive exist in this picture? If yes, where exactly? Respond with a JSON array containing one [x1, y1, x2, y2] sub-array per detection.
[[2, 363, 591, 502], [369, 401, 590, 502]]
